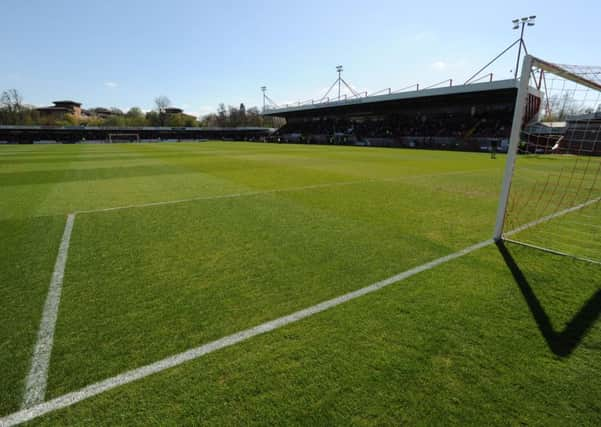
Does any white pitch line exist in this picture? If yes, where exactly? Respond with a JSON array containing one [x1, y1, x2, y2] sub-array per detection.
[[504, 196, 601, 238], [21, 214, 76, 409], [75, 182, 356, 214], [1, 238, 493, 426], [74, 168, 492, 215], [503, 238, 601, 266]]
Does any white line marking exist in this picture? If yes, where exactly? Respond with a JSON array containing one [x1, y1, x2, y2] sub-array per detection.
[[504, 196, 601, 237], [75, 168, 491, 215], [21, 214, 76, 409], [502, 197, 601, 264], [1, 238, 493, 426], [504, 238, 601, 265]]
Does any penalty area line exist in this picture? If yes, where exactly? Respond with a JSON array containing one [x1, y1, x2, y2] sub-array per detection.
[[21, 214, 76, 410], [1, 238, 493, 426]]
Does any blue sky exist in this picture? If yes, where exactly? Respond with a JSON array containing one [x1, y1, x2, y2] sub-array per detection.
[[1, 0, 598, 117]]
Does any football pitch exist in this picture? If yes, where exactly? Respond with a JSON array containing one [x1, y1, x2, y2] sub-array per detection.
[[1, 142, 600, 425]]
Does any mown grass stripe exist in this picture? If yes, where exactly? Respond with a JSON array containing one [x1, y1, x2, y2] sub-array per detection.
[[74, 168, 490, 215]]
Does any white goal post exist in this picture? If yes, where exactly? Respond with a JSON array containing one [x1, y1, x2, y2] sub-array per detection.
[[494, 54, 601, 263], [107, 133, 140, 143]]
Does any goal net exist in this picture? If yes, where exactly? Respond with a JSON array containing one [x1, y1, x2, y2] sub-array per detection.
[[495, 55, 601, 264], [108, 133, 140, 143]]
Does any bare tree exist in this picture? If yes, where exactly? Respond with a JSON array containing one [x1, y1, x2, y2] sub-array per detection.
[[154, 96, 171, 113], [547, 93, 590, 121], [199, 103, 284, 128], [217, 103, 227, 127], [0, 89, 24, 113], [154, 96, 171, 126]]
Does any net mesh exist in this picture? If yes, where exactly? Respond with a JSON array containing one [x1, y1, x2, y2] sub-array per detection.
[[502, 59, 601, 263], [108, 134, 140, 143]]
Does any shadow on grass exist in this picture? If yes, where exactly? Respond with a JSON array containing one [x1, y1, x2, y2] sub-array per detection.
[[497, 240, 601, 357]]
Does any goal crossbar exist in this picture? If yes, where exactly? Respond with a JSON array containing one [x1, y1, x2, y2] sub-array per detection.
[[533, 57, 601, 93]]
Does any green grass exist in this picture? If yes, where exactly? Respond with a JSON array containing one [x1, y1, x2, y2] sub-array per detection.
[[1, 142, 600, 425], [505, 154, 601, 261], [30, 244, 601, 426], [0, 216, 65, 415]]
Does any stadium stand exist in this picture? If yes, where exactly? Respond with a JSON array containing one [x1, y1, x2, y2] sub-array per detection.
[[263, 79, 542, 152]]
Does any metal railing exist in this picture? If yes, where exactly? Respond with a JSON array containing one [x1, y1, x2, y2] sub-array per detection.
[[264, 76, 506, 112]]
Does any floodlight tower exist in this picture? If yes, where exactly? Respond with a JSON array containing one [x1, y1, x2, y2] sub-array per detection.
[[261, 86, 267, 112], [513, 15, 536, 79], [336, 65, 343, 100]]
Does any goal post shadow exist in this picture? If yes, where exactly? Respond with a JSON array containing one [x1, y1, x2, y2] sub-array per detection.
[[496, 240, 601, 357]]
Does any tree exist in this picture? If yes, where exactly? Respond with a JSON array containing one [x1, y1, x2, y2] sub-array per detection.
[[200, 113, 218, 127], [217, 103, 227, 127], [20, 108, 40, 126], [126, 107, 144, 118], [154, 96, 171, 113], [182, 114, 198, 127], [547, 92, 590, 121], [85, 116, 103, 127], [198, 103, 284, 128], [0, 89, 25, 124], [228, 105, 240, 127], [0, 89, 23, 113], [104, 115, 126, 127], [125, 107, 146, 126], [154, 96, 171, 126], [59, 113, 80, 126], [246, 106, 261, 126], [166, 113, 185, 127], [239, 103, 247, 125], [145, 111, 161, 126]]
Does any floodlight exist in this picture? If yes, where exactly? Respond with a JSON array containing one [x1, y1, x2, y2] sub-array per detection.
[[511, 15, 537, 78]]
